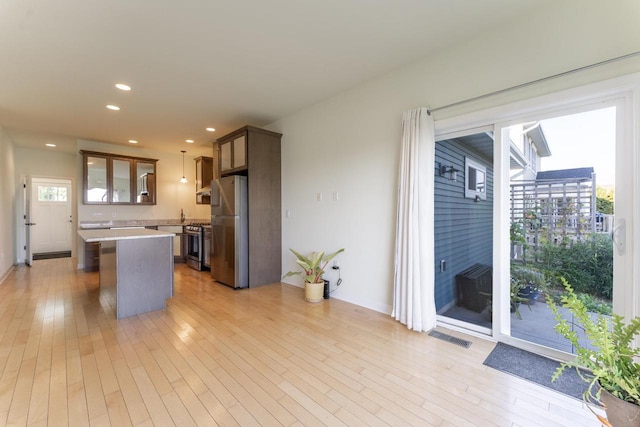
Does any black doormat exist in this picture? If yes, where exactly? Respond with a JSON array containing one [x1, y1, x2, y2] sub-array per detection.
[[33, 251, 71, 260], [483, 342, 588, 400]]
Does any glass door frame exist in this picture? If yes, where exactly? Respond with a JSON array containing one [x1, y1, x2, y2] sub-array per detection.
[[433, 73, 640, 358], [434, 125, 496, 337]]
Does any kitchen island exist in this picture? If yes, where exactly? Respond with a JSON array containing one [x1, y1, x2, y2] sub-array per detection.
[[78, 228, 175, 319]]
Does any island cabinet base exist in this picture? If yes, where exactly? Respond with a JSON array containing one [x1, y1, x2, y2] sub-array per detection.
[[99, 236, 174, 319]]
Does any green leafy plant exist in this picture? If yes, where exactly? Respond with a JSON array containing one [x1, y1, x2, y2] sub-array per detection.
[[510, 222, 526, 245], [539, 234, 613, 299], [549, 278, 640, 408], [282, 248, 344, 283], [574, 292, 612, 316], [510, 277, 531, 320]]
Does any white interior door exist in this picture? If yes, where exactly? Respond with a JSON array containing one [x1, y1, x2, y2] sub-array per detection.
[[25, 176, 33, 266], [30, 178, 73, 255]]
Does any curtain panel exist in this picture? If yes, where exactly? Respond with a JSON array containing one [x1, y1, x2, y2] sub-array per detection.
[[392, 107, 436, 332]]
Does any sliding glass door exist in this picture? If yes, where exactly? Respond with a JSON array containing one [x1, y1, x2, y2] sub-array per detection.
[[434, 128, 494, 334], [434, 76, 637, 358], [505, 106, 618, 354]]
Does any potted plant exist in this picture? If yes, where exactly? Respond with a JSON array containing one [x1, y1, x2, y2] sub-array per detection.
[[283, 248, 344, 303], [509, 277, 532, 320], [549, 278, 640, 426], [511, 265, 546, 304]]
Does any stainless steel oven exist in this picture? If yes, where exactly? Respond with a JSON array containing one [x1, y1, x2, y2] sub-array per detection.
[[184, 223, 209, 271], [202, 225, 211, 269]]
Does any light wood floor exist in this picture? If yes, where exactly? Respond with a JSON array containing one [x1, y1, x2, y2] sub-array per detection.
[[0, 258, 600, 426]]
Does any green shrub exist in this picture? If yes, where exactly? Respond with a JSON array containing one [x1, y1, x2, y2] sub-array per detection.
[[537, 234, 613, 299], [574, 291, 612, 315]]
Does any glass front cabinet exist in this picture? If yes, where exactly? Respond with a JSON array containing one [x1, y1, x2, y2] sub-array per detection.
[[81, 150, 158, 205]]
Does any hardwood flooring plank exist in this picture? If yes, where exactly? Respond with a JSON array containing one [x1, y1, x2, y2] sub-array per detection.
[[129, 365, 175, 427], [105, 390, 133, 427], [6, 356, 37, 426], [48, 344, 69, 426], [0, 260, 603, 427], [160, 390, 197, 427], [279, 381, 347, 426], [67, 380, 90, 426], [111, 358, 150, 425], [196, 390, 241, 427]]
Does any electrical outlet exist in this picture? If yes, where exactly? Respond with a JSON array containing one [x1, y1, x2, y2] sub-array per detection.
[[316, 192, 323, 202]]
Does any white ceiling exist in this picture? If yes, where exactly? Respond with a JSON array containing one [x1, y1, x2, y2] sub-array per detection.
[[1, 0, 546, 155]]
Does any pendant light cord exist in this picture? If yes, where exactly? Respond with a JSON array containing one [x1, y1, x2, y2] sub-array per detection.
[[180, 150, 187, 183]]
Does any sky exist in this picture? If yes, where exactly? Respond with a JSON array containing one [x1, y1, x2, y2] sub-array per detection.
[[538, 107, 616, 187]]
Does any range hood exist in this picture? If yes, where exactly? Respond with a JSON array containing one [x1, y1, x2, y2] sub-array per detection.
[[196, 185, 211, 195]]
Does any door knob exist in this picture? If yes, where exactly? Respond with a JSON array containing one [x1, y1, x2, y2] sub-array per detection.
[[25, 222, 36, 226]]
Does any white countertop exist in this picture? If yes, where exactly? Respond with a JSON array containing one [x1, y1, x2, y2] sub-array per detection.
[[78, 228, 176, 242], [79, 219, 209, 229]]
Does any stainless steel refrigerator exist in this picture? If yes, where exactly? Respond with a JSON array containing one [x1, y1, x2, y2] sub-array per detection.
[[210, 175, 248, 288]]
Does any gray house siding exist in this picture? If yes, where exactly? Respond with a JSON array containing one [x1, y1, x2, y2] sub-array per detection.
[[434, 139, 493, 312]]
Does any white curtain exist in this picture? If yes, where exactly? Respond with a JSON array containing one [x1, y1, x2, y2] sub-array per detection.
[[392, 107, 436, 332]]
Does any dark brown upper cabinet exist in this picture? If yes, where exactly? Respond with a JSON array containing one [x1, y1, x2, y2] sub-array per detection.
[[219, 133, 247, 175], [81, 150, 158, 205]]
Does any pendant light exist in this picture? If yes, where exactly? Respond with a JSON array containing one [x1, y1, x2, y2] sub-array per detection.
[[180, 150, 188, 183]]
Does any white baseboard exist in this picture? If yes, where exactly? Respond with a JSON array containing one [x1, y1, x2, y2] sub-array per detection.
[[0, 264, 15, 286], [280, 279, 392, 315]]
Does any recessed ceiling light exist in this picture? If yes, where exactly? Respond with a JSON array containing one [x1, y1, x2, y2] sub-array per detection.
[[115, 83, 131, 91], [128, 139, 138, 144], [46, 143, 56, 147], [206, 127, 216, 132], [186, 139, 194, 143], [106, 105, 120, 111]]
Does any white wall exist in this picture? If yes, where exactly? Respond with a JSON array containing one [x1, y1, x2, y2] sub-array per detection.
[[13, 146, 77, 262], [272, 0, 640, 313], [0, 126, 16, 281]]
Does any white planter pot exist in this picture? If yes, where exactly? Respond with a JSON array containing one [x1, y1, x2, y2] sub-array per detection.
[[304, 282, 324, 303]]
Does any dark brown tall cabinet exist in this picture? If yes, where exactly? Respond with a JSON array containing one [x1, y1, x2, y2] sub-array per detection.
[[215, 126, 282, 288]]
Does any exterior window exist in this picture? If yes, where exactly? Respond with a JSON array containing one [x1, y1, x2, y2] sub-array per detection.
[[530, 144, 537, 171], [465, 157, 487, 200], [38, 186, 68, 202]]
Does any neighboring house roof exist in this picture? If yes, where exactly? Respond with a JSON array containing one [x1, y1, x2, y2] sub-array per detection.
[[536, 167, 594, 181], [527, 124, 552, 157], [509, 122, 550, 171]]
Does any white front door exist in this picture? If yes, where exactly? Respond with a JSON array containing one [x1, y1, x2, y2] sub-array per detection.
[[25, 176, 33, 266], [29, 178, 73, 255]]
